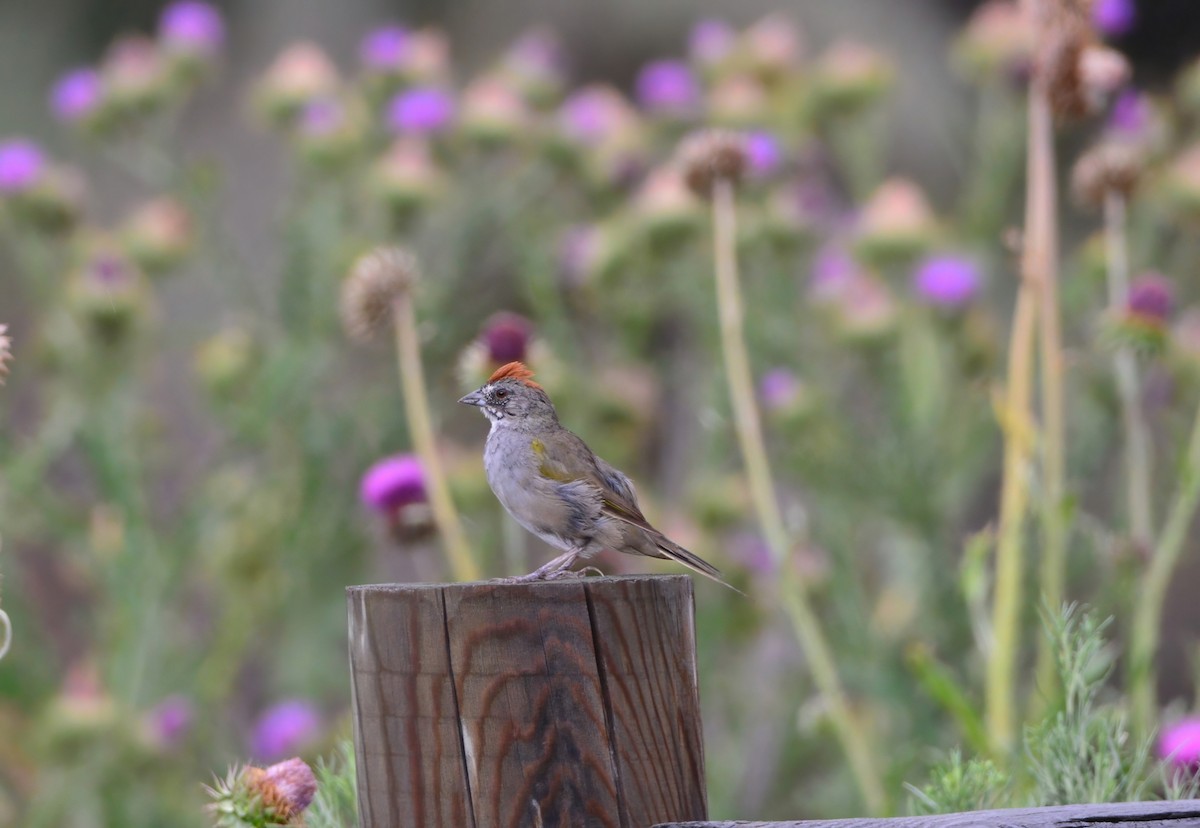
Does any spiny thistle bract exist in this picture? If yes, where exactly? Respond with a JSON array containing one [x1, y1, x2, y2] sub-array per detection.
[[205, 758, 317, 827]]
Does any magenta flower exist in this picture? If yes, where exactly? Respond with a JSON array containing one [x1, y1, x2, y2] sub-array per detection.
[[387, 87, 454, 134], [258, 758, 318, 814], [745, 130, 783, 177], [760, 368, 801, 412], [251, 700, 321, 761], [159, 1, 225, 55], [50, 68, 103, 123], [634, 59, 700, 116], [1127, 273, 1173, 323], [481, 312, 533, 364], [360, 25, 410, 71], [146, 695, 194, 748], [360, 454, 426, 513], [1108, 89, 1149, 137], [558, 86, 633, 145], [913, 255, 981, 308], [689, 19, 736, 66], [298, 98, 344, 137], [1093, 0, 1136, 37], [1159, 717, 1200, 767], [0, 139, 45, 194]]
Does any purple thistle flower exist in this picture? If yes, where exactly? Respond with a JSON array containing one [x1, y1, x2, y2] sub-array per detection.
[[146, 695, 194, 748], [689, 18, 736, 66], [507, 27, 565, 78], [251, 700, 321, 761], [387, 87, 454, 134], [760, 368, 801, 412], [1108, 89, 1149, 137], [634, 59, 700, 116], [745, 130, 783, 177], [481, 312, 533, 364], [50, 68, 103, 123], [258, 758, 318, 814], [559, 86, 632, 145], [729, 532, 774, 577], [913, 255, 981, 308], [360, 25, 410, 71], [0, 139, 45, 194], [1127, 272, 1173, 323], [1160, 717, 1200, 767], [810, 244, 859, 301], [1093, 0, 1136, 37], [557, 224, 602, 287], [298, 97, 344, 137], [159, 1, 225, 55], [360, 454, 426, 513]]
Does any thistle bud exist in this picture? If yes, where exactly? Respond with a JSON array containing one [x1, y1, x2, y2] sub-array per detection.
[[368, 138, 445, 218], [0, 324, 11, 385], [340, 246, 419, 343], [207, 758, 317, 827], [810, 40, 893, 116], [707, 74, 770, 126], [631, 166, 703, 243], [7, 165, 86, 235], [1164, 144, 1200, 219], [740, 13, 803, 79], [194, 325, 256, 398], [67, 240, 150, 345], [855, 177, 937, 263], [293, 96, 365, 168], [120, 197, 193, 273], [675, 129, 747, 199], [1071, 142, 1142, 208], [557, 85, 640, 147], [254, 42, 339, 126], [953, 1, 1034, 83], [142, 695, 193, 751], [459, 75, 529, 144], [1042, 28, 1130, 121], [404, 28, 452, 84], [102, 36, 171, 117], [1106, 272, 1174, 354], [833, 274, 898, 343], [499, 27, 567, 106], [158, 0, 224, 80]]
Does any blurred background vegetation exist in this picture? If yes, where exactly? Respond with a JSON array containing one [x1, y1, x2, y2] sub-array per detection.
[[5, 0, 1200, 825]]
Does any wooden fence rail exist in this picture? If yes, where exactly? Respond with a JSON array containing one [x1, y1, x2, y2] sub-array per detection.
[[655, 799, 1200, 828], [347, 574, 708, 828]]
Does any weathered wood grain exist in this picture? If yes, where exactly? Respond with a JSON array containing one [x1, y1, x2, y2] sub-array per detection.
[[653, 798, 1200, 828], [347, 574, 708, 828]]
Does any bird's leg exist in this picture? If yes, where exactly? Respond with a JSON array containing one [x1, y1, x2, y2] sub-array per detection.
[[493, 549, 584, 584]]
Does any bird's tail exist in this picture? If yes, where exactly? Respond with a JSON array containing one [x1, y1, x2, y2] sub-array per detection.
[[652, 533, 746, 596]]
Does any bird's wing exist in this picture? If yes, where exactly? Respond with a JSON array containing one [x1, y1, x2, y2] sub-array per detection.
[[532, 431, 655, 529]]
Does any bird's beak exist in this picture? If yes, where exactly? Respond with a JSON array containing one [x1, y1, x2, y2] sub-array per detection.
[[458, 389, 484, 407]]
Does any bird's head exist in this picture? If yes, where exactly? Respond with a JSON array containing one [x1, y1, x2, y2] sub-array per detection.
[[459, 361, 557, 426]]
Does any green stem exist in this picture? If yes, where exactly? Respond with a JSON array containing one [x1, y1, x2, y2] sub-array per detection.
[[1032, 70, 1068, 709], [392, 294, 480, 582], [1129, 397, 1200, 734], [987, 75, 1051, 752], [711, 178, 887, 814], [1104, 193, 1154, 549]]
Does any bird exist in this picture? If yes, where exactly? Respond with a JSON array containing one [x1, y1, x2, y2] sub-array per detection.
[[459, 361, 734, 588]]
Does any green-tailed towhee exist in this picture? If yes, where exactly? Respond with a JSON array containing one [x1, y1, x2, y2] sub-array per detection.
[[460, 361, 730, 586]]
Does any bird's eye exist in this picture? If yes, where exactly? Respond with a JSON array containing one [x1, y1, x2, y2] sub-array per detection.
[[495, 388, 509, 400]]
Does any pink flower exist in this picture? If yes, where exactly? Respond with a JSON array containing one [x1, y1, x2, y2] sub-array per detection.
[[360, 455, 426, 513], [251, 700, 321, 761], [1160, 717, 1200, 767]]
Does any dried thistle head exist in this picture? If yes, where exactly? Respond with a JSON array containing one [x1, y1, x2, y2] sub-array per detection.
[[339, 246, 419, 343], [1071, 142, 1143, 207], [1039, 0, 1130, 120], [675, 129, 748, 199], [0, 324, 10, 385]]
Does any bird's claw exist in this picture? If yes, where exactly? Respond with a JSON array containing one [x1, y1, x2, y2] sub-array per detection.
[[489, 564, 605, 584]]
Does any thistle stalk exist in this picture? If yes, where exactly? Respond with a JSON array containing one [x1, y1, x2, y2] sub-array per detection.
[[1104, 193, 1154, 550], [1129, 400, 1200, 735], [987, 30, 1054, 750], [710, 173, 887, 814], [391, 292, 479, 582]]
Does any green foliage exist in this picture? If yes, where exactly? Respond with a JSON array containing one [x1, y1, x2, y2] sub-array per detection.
[[906, 751, 1010, 815], [305, 742, 358, 828]]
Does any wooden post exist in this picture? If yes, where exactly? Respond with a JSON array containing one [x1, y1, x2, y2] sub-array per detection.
[[347, 574, 708, 828]]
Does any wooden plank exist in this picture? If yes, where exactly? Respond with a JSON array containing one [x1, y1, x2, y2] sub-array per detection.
[[585, 575, 707, 824], [347, 584, 475, 828], [653, 798, 1200, 828], [348, 575, 708, 828]]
